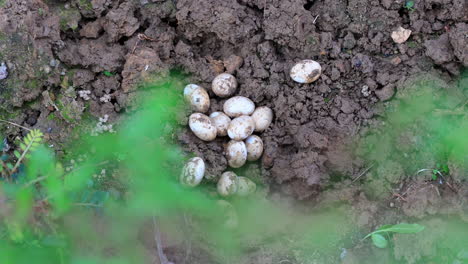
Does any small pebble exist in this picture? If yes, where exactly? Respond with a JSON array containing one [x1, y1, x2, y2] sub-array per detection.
[[0, 62, 8, 80], [44, 66, 51, 74], [391, 57, 402, 65], [50, 59, 58, 67], [391, 27, 412, 44], [361, 85, 370, 97]]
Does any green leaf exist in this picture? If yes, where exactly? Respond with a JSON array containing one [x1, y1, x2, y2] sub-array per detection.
[[377, 223, 425, 234], [405, 1, 414, 8], [371, 233, 388, 248], [14, 150, 21, 159], [20, 143, 27, 151], [375, 224, 393, 231], [6, 163, 13, 170], [26, 133, 32, 143], [103, 71, 114, 77], [441, 164, 449, 174]]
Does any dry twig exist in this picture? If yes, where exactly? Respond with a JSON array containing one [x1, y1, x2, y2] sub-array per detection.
[[153, 215, 174, 264], [352, 163, 374, 183]]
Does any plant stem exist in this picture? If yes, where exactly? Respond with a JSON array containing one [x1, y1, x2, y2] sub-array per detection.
[[11, 132, 39, 175], [73, 203, 103, 208], [21, 175, 49, 189], [0, 160, 10, 180], [0, 119, 31, 131]]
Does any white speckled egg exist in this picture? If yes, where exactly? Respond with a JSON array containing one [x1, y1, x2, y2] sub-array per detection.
[[209, 112, 231, 137], [216, 200, 238, 229], [189, 113, 217, 141], [180, 157, 205, 187], [226, 140, 247, 168], [217, 171, 239, 196], [290, 60, 322, 84], [183, 84, 210, 113], [251, 106, 273, 132], [245, 135, 263, 161], [212, 73, 237, 98], [183, 84, 200, 99], [236, 177, 256, 196], [223, 96, 255, 118], [227, 116, 255, 140]]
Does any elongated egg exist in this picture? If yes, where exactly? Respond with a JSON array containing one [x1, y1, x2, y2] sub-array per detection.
[[189, 113, 217, 141], [180, 157, 205, 187]]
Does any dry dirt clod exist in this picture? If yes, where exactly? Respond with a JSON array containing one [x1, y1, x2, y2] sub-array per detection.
[[391, 27, 412, 44], [206, 56, 225, 74], [223, 55, 243, 74], [375, 84, 396, 101]]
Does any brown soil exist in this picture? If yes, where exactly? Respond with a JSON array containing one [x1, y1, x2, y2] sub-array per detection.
[[0, 0, 467, 263]]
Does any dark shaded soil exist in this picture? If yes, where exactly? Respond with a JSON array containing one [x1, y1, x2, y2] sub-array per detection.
[[0, 0, 467, 263]]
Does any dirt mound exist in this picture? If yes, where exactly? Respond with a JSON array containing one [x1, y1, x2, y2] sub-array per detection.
[[1, 0, 466, 199], [1, 0, 467, 263]]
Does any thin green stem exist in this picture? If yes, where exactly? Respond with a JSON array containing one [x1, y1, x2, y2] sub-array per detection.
[[11, 132, 39, 175], [73, 203, 103, 208], [21, 175, 49, 189]]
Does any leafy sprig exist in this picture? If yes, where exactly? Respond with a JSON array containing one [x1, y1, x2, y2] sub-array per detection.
[[0, 129, 44, 178], [363, 223, 425, 248], [11, 129, 44, 174]]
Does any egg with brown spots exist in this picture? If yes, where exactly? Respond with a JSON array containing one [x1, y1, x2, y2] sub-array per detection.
[[212, 73, 238, 98], [223, 96, 255, 118], [290, 60, 322, 84], [184, 84, 210, 113], [245, 135, 263, 161], [225, 140, 247, 168], [189, 113, 217, 141], [180, 157, 205, 187], [227, 115, 255, 140], [209, 112, 231, 137], [217, 171, 239, 196], [251, 106, 273, 132], [236, 176, 256, 196]]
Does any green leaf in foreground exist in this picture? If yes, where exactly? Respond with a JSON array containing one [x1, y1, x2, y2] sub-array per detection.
[[363, 223, 425, 248], [371, 233, 388, 248], [376, 223, 425, 234]]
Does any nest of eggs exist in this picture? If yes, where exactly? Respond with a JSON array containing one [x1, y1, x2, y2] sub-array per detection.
[[179, 59, 322, 227], [180, 72, 273, 197], [180, 59, 322, 198]]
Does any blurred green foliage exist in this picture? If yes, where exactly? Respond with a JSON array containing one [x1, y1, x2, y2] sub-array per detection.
[[0, 72, 356, 263], [1, 70, 466, 264], [359, 71, 467, 182], [363, 223, 425, 248]]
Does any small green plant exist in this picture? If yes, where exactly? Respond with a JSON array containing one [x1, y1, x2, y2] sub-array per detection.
[[432, 163, 449, 180], [363, 223, 425, 248], [0, 129, 43, 178], [407, 41, 418, 48], [103, 70, 115, 77], [404, 1, 415, 11], [307, 36, 317, 45], [78, 0, 93, 11]]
